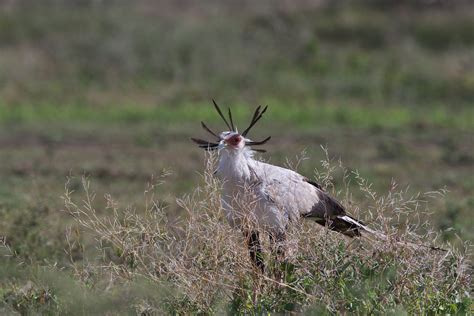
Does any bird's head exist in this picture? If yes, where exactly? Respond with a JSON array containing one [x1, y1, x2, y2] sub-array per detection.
[[191, 100, 271, 153]]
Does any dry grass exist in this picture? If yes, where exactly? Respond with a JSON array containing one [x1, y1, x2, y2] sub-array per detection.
[[60, 151, 471, 314]]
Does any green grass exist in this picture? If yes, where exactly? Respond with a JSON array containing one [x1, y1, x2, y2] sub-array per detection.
[[1, 2, 474, 107], [1, 102, 472, 131]]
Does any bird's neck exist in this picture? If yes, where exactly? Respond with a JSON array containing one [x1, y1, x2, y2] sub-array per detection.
[[217, 148, 255, 183]]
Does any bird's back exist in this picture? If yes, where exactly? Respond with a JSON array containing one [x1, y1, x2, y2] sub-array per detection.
[[250, 160, 346, 219]]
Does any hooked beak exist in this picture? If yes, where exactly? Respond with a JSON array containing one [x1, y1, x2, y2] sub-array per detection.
[[224, 135, 242, 146]]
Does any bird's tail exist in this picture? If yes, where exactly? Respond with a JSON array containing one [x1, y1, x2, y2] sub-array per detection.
[[336, 215, 446, 252]]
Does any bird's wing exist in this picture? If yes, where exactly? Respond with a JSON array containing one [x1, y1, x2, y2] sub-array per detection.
[[251, 161, 367, 237], [251, 161, 346, 220]]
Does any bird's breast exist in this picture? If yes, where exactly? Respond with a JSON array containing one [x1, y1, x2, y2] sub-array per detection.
[[217, 152, 253, 183]]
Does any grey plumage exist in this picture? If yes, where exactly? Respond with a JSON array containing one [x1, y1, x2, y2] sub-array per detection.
[[192, 101, 377, 271]]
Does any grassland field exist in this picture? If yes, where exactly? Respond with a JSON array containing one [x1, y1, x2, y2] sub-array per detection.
[[0, 1, 473, 314]]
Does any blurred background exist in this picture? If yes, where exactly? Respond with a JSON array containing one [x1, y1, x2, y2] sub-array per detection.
[[0, 0, 472, 262]]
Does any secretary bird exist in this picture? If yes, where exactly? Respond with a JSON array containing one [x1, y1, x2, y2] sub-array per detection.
[[191, 100, 441, 272]]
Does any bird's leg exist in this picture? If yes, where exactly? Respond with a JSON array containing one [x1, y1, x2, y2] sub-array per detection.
[[269, 231, 286, 261], [269, 232, 287, 282], [244, 230, 265, 273]]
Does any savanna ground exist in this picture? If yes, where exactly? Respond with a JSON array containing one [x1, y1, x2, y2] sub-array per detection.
[[0, 1, 472, 314]]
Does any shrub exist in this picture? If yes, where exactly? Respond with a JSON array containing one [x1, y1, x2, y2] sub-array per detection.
[[61, 152, 471, 314]]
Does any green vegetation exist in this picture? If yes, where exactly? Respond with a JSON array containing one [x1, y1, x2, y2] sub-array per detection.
[[0, 1, 472, 314], [0, 102, 472, 130]]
